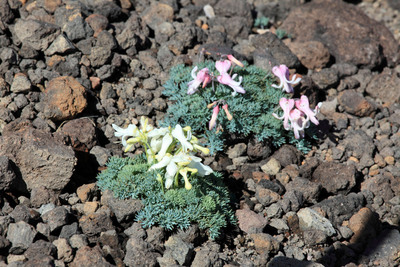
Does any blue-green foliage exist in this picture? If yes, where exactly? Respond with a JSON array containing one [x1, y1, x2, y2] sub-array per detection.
[[162, 61, 314, 153], [97, 155, 236, 239]]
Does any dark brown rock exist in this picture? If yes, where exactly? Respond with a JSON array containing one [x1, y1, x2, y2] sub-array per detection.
[[250, 32, 301, 71], [30, 186, 60, 208], [0, 156, 17, 191], [312, 161, 357, 194], [42, 76, 87, 121], [79, 209, 114, 240], [338, 90, 376, 117], [272, 144, 302, 167], [361, 174, 394, 202], [85, 14, 109, 38], [280, 0, 399, 68], [0, 120, 76, 192], [57, 118, 98, 151], [70, 245, 113, 267], [285, 40, 331, 70], [366, 68, 400, 104]]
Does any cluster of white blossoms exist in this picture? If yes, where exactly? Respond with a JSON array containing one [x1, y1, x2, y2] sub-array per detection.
[[112, 117, 213, 190]]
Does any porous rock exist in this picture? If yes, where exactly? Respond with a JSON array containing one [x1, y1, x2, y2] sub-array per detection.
[[280, 0, 399, 68], [41, 76, 87, 121], [0, 120, 76, 192]]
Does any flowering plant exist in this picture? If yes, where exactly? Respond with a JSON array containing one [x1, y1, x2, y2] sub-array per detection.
[[112, 117, 212, 190], [163, 55, 316, 153]]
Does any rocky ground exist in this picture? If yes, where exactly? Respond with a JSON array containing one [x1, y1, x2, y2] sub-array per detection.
[[0, 0, 399, 266]]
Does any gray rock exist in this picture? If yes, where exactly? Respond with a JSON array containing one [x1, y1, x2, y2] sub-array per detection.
[[24, 240, 56, 260], [69, 234, 88, 249], [342, 129, 375, 159], [163, 236, 194, 266], [251, 32, 301, 71], [10, 74, 31, 93], [90, 46, 112, 67], [44, 34, 75, 56], [59, 222, 79, 239], [124, 237, 159, 267], [124, 223, 146, 239], [42, 206, 70, 232], [312, 161, 357, 194], [310, 68, 339, 90], [297, 208, 336, 237], [96, 30, 117, 51], [0, 156, 17, 191], [280, 190, 304, 212], [7, 221, 37, 254], [236, 209, 267, 234], [0, 47, 18, 65], [0, 216, 12, 236], [101, 190, 143, 223], [191, 243, 221, 267], [10, 205, 34, 224], [13, 19, 60, 51], [361, 229, 400, 265], [89, 146, 111, 166], [96, 65, 115, 80], [285, 177, 321, 204], [255, 186, 280, 206], [272, 145, 302, 167], [62, 16, 93, 42], [14, 94, 29, 109], [331, 63, 358, 78], [0, 0, 14, 23], [36, 223, 50, 238], [312, 192, 365, 225]]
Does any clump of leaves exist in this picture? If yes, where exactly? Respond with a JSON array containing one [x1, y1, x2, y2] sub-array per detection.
[[97, 154, 236, 239], [162, 60, 314, 153]]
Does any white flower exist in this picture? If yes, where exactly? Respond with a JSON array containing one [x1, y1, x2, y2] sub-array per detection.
[[150, 153, 191, 189], [112, 124, 138, 147], [172, 124, 193, 152], [188, 155, 213, 176]]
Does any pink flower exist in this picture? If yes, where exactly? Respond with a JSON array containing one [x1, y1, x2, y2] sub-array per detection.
[[272, 98, 295, 130], [217, 73, 245, 96], [289, 109, 307, 139], [271, 65, 301, 93], [187, 66, 211, 95], [295, 95, 321, 126], [209, 105, 220, 130], [215, 60, 231, 74], [227, 55, 244, 67], [222, 104, 233, 120]]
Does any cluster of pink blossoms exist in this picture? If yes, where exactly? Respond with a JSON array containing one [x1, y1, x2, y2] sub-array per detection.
[[272, 65, 322, 139], [187, 55, 245, 130], [187, 55, 245, 96]]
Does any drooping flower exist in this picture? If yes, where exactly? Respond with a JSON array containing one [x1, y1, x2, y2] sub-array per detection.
[[222, 104, 233, 121], [209, 105, 220, 130], [271, 64, 301, 93], [187, 66, 211, 95], [216, 60, 245, 96], [289, 109, 308, 139], [272, 98, 295, 130], [295, 95, 321, 126], [227, 54, 244, 67]]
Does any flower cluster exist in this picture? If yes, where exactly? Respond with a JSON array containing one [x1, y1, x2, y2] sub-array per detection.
[[272, 95, 321, 139], [112, 117, 212, 190], [187, 55, 245, 96]]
